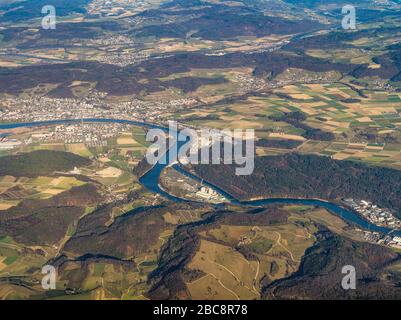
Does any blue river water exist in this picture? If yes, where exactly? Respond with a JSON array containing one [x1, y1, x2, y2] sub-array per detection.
[[0, 118, 398, 236]]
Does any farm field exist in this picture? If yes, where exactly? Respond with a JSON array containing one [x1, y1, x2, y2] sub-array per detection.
[[0, 175, 87, 208], [174, 81, 401, 169], [0, 236, 48, 277], [185, 208, 320, 300], [1, 0, 401, 302]]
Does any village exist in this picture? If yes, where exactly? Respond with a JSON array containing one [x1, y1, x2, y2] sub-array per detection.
[[24, 122, 132, 148], [0, 93, 198, 124], [355, 229, 401, 250], [343, 198, 401, 249], [343, 198, 401, 229]]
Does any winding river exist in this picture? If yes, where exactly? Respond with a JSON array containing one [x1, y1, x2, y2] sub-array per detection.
[[0, 118, 398, 236]]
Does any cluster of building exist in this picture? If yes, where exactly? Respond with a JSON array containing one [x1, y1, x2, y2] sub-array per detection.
[[233, 74, 269, 93], [160, 168, 227, 204], [86, 35, 134, 47], [232, 67, 339, 95], [237, 227, 262, 247], [0, 93, 200, 156], [0, 136, 22, 150], [95, 50, 150, 67], [273, 68, 340, 86], [246, 40, 290, 54], [0, 48, 19, 55], [359, 230, 382, 243], [0, 94, 105, 123], [85, 34, 151, 67], [356, 230, 401, 249], [195, 186, 225, 202], [370, 79, 398, 92], [87, 0, 149, 17], [206, 38, 288, 57], [27, 123, 132, 147], [0, 94, 198, 124], [343, 199, 401, 229]]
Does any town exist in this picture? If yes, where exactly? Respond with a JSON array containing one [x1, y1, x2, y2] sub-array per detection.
[[355, 229, 401, 250], [25, 122, 133, 147], [0, 93, 198, 124], [343, 198, 401, 229]]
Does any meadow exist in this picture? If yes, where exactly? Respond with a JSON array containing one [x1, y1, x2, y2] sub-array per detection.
[[175, 80, 401, 169]]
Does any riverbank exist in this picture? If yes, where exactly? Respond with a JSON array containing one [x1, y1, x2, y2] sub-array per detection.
[[1, 118, 399, 237]]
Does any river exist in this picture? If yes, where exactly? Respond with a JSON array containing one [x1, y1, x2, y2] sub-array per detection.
[[0, 118, 398, 236]]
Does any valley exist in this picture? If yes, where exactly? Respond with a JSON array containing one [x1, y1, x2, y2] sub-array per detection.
[[0, 0, 401, 300]]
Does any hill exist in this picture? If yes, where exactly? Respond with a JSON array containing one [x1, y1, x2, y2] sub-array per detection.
[[0, 150, 91, 177], [187, 153, 401, 215], [263, 229, 401, 299], [147, 205, 401, 300], [0, 184, 102, 246]]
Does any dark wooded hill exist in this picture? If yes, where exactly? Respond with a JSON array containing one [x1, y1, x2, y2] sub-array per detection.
[[187, 153, 401, 216], [0, 150, 91, 177]]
